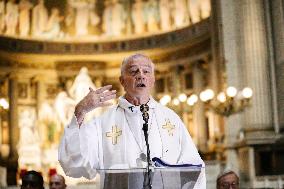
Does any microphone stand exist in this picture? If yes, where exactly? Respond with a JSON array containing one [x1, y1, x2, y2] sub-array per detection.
[[140, 104, 152, 189]]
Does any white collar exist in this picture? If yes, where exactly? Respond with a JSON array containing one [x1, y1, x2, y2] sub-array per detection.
[[118, 96, 157, 114]]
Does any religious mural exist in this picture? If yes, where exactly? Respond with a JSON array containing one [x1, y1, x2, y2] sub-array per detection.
[[0, 0, 211, 39]]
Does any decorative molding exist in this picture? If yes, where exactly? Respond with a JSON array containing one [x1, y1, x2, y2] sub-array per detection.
[[0, 19, 210, 55]]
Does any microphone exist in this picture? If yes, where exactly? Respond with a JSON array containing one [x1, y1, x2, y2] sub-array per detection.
[[140, 104, 149, 131], [140, 103, 152, 189]]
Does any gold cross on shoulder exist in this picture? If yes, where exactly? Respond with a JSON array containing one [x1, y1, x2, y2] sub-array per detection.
[[106, 125, 122, 145], [162, 119, 175, 136]]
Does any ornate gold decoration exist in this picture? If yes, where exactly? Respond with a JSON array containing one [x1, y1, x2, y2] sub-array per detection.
[[106, 125, 122, 145], [162, 119, 175, 136]]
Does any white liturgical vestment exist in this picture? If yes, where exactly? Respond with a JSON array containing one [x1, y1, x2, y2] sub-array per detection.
[[59, 96, 206, 188]]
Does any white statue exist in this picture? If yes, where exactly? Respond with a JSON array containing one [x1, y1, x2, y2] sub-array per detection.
[[200, 0, 211, 19], [69, 67, 96, 103], [102, 0, 113, 36], [18, 109, 39, 147], [68, 0, 97, 36], [42, 8, 63, 39], [64, 5, 75, 36], [173, 0, 188, 28], [67, 67, 102, 121], [0, 0, 5, 34], [74, 1, 89, 36], [145, 0, 159, 32], [32, 0, 48, 37], [19, 0, 33, 37], [5, 0, 19, 35], [111, 0, 126, 36], [54, 91, 76, 127], [131, 0, 146, 34], [188, 0, 201, 24], [89, 4, 100, 27], [159, 0, 172, 31]]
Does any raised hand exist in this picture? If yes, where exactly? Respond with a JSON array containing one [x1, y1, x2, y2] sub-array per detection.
[[74, 85, 116, 127]]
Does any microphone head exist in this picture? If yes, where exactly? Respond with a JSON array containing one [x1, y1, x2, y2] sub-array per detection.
[[140, 104, 149, 113], [140, 104, 149, 123]]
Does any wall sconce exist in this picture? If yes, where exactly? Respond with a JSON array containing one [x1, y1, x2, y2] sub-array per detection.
[[198, 86, 253, 116], [159, 86, 253, 116]]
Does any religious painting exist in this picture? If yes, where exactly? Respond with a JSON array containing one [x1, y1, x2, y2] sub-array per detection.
[[18, 82, 28, 99]]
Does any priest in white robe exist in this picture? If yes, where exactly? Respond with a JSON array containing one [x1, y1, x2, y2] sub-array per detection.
[[58, 53, 206, 188]]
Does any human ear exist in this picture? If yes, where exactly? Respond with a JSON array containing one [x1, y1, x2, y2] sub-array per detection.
[[119, 76, 124, 86]]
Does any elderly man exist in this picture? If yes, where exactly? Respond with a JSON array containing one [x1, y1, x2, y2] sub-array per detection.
[[216, 170, 239, 189], [59, 53, 206, 188], [49, 174, 66, 189]]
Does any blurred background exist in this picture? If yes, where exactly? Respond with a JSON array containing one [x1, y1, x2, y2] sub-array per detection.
[[0, 0, 283, 188]]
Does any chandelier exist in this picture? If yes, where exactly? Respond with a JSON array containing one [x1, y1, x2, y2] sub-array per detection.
[[159, 86, 253, 117]]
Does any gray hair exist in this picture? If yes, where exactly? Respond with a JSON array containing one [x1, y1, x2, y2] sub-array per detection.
[[216, 169, 239, 188], [120, 53, 155, 75]]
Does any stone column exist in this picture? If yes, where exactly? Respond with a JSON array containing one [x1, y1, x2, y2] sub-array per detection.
[[208, 0, 223, 148], [34, 76, 45, 142], [124, 0, 132, 35], [8, 74, 18, 160], [35, 76, 45, 117], [217, 0, 274, 185], [240, 0, 273, 134], [218, 0, 244, 173], [220, 0, 243, 145], [207, 58, 223, 149], [270, 0, 284, 132], [192, 62, 207, 152], [7, 73, 18, 185]]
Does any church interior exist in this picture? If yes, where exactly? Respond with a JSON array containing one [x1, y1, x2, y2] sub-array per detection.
[[0, 0, 284, 188]]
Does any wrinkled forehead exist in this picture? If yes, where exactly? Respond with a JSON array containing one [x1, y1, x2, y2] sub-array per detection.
[[126, 57, 153, 69], [219, 173, 239, 183]]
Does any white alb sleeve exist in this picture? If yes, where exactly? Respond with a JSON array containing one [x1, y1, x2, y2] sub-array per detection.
[[58, 115, 101, 179]]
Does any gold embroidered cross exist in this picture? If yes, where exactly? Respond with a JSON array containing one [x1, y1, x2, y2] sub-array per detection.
[[162, 119, 175, 136], [106, 125, 122, 145]]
